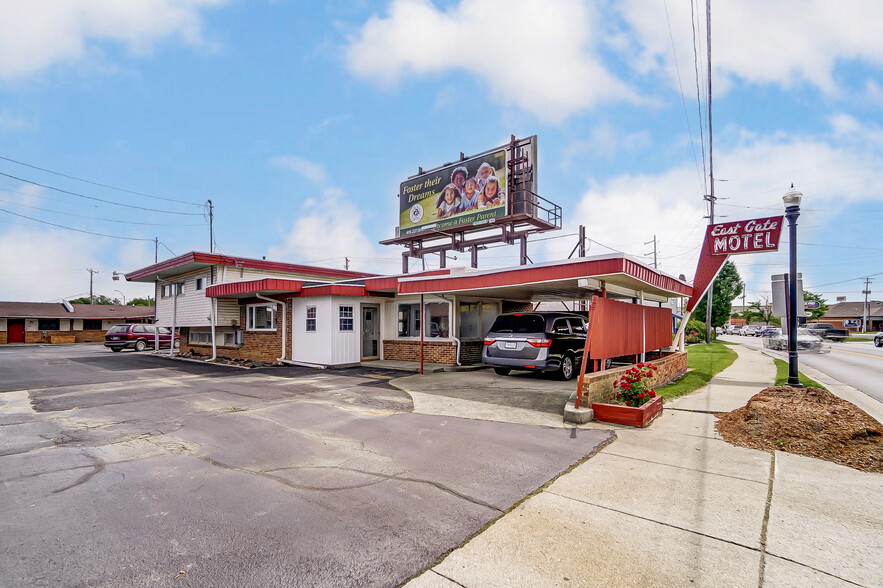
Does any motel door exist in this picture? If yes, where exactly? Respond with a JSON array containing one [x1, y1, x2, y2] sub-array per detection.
[[7, 320, 25, 343], [361, 305, 379, 359]]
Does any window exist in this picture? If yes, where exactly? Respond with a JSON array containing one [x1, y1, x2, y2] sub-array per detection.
[[247, 304, 276, 331], [189, 331, 212, 345], [425, 302, 449, 338], [83, 319, 102, 330], [397, 303, 420, 337], [133, 325, 148, 333], [339, 306, 354, 331], [551, 319, 571, 335], [459, 302, 499, 339], [196, 277, 204, 291], [161, 283, 184, 298], [222, 330, 244, 346], [306, 306, 317, 332], [189, 330, 243, 346], [569, 318, 587, 335], [38, 319, 60, 331]]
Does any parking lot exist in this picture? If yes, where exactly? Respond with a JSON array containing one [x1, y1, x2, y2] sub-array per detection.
[[0, 344, 612, 587]]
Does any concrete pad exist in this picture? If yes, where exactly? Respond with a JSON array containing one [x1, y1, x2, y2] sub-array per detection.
[[763, 555, 855, 587], [563, 401, 593, 424], [427, 491, 761, 588], [405, 570, 461, 587], [547, 452, 769, 548], [640, 405, 724, 438], [405, 389, 569, 427], [607, 427, 772, 484], [667, 345, 776, 413], [766, 452, 883, 587]]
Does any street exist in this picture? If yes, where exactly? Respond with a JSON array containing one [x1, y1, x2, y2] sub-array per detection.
[[719, 335, 883, 403], [0, 345, 611, 587]]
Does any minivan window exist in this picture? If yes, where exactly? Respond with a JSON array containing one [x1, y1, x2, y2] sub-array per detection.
[[551, 319, 570, 334], [569, 318, 587, 334], [133, 325, 147, 333], [488, 314, 545, 333], [107, 325, 128, 334]]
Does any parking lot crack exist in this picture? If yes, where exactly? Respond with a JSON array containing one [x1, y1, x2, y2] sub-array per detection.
[[51, 454, 105, 494]]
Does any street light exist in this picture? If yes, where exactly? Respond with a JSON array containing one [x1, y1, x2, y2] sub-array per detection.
[[114, 290, 126, 305], [783, 184, 803, 388]]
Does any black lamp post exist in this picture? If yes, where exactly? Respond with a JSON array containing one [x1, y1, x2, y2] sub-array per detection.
[[783, 185, 803, 388]]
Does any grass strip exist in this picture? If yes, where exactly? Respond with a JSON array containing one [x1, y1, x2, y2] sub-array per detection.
[[772, 358, 828, 390], [656, 343, 738, 401]]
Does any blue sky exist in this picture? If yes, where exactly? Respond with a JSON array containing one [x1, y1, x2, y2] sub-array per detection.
[[0, 0, 881, 309]]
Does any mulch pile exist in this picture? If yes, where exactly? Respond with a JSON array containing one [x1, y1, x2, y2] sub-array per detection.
[[716, 386, 883, 473]]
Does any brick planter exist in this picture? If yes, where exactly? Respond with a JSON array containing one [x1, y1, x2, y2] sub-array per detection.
[[592, 395, 663, 427]]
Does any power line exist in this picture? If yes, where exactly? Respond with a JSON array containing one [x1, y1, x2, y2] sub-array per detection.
[[690, 0, 708, 196], [0, 171, 203, 216], [0, 197, 205, 227], [0, 207, 157, 242], [0, 154, 204, 207]]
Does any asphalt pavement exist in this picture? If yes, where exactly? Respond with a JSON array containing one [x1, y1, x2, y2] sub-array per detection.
[[0, 345, 612, 587]]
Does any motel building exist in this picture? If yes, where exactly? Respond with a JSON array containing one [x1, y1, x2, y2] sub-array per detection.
[[125, 251, 692, 369]]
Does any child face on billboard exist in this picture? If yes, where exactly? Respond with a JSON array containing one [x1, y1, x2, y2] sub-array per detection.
[[465, 178, 477, 196], [484, 180, 498, 199], [453, 171, 466, 190], [444, 187, 456, 203]]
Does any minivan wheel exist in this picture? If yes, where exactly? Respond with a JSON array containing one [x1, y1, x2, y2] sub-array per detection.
[[559, 354, 575, 381], [493, 367, 511, 376], [134, 339, 147, 352]]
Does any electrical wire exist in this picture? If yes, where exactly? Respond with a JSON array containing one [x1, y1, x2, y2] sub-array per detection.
[[0, 171, 204, 216], [0, 155, 205, 207], [690, 0, 708, 196], [0, 197, 205, 227], [0, 207, 157, 241]]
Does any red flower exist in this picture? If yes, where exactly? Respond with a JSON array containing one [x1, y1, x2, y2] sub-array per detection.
[[652, 365, 658, 371], [638, 393, 645, 399], [637, 362, 645, 368], [613, 381, 618, 388], [649, 391, 656, 398]]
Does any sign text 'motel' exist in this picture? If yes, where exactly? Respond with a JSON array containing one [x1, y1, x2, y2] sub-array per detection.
[[710, 216, 784, 256]]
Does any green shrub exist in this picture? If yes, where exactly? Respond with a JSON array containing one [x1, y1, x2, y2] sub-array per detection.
[[684, 319, 715, 343]]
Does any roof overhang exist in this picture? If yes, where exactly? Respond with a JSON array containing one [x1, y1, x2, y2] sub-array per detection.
[[394, 255, 692, 302], [206, 278, 303, 298]]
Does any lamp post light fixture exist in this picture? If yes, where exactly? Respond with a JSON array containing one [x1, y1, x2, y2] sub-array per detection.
[[783, 184, 803, 388], [114, 290, 126, 306]]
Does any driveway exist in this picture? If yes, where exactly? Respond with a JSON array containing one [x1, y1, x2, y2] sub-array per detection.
[[392, 369, 583, 427], [0, 345, 612, 587]]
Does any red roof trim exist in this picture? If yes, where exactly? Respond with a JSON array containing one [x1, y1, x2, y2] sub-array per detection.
[[396, 258, 692, 296], [206, 278, 303, 298], [125, 251, 375, 281], [363, 269, 451, 292], [300, 285, 369, 298]]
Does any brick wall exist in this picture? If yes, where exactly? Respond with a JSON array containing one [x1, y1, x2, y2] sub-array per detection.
[[181, 302, 289, 363], [383, 340, 458, 364], [502, 301, 533, 313], [75, 330, 106, 343], [459, 340, 484, 364], [0, 332, 6, 345], [579, 351, 687, 405]]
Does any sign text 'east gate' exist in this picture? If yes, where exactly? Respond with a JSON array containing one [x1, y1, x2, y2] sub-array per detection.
[[710, 215, 784, 256]]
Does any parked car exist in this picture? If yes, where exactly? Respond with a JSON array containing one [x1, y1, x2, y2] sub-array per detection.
[[730, 325, 744, 335], [803, 323, 849, 342], [104, 324, 180, 352], [482, 312, 609, 380], [742, 325, 760, 336], [875, 332, 883, 348], [763, 328, 824, 352], [759, 326, 780, 337]]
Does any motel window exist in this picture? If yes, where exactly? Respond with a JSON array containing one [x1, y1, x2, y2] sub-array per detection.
[[424, 302, 449, 338], [38, 319, 60, 331], [83, 319, 102, 330], [339, 306, 354, 331], [306, 306, 317, 332], [458, 302, 499, 339], [161, 283, 184, 298], [247, 304, 276, 331], [196, 277, 204, 291], [189, 330, 212, 345], [397, 303, 420, 337]]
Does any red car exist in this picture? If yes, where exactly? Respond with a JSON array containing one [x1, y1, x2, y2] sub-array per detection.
[[104, 324, 180, 352]]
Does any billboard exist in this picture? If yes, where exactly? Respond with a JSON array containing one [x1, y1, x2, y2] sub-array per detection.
[[397, 140, 533, 238]]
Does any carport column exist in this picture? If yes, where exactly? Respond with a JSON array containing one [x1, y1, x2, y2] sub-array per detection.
[[170, 288, 177, 356], [420, 294, 424, 374], [640, 291, 646, 363]]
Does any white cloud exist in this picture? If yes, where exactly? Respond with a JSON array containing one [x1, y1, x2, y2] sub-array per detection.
[[345, 0, 638, 122], [560, 122, 651, 169], [558, 119, 883, 300], [0, 110, 36, 130], [619, 0, 883, 95], [0, 0, 226, 80], [270, 155, 329, 185], [0, 226, 153, 301]]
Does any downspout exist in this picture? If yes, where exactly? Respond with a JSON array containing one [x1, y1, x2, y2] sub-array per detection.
[[171, 286, 177, 356], [255, 293, 285, 362], [208, 297, 217, 361], [436, 294, 461, 366]]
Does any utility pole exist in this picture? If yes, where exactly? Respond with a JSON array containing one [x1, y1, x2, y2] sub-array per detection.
[[86, 268, 99, 304], [704, 0, 716, 344], [208, 200, 214, 253], [345, 257, 350, 271], [155, 237, 158, 263], [644, 235, 658, 268], [862, 277, 873, 333]]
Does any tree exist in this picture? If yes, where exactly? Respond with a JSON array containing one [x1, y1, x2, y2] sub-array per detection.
[[68, 294, 115, 305], [803, 290, 829, 320], [130, 297, 155, 307], [692, 260, 743, 327]]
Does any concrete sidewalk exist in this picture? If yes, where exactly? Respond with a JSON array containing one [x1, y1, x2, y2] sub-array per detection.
[[406, 344, 882, 587]]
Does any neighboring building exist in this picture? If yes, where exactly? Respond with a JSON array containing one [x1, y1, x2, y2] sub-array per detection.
[[126, 251, 692, 367], [0, 302, 153, 344], [818, 301, 883, 332]]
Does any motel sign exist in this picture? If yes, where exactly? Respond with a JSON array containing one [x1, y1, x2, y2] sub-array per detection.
[[710, 216, 783, 256]]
